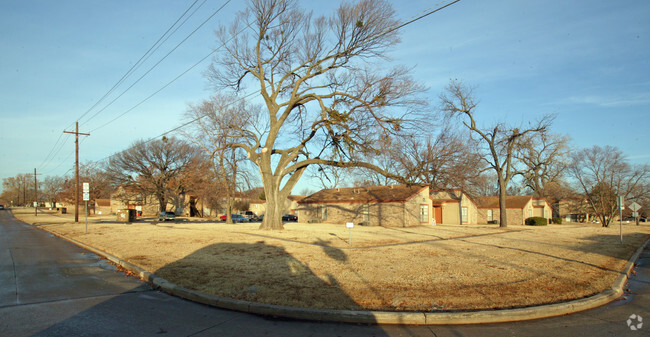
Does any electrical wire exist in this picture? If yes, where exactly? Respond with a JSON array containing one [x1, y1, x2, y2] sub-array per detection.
[[81, 0, 231, 128], [76, 0, 203, 125], [43, 0, 460, 176], [37, 0, 204, 174]]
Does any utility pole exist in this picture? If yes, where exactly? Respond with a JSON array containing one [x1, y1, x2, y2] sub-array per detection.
[[64, 122, 90, 223], [33, 168, 41, 216]]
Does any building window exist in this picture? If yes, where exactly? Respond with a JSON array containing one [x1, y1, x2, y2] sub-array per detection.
[[321, 206, 327, 221], [462, 207, 468, 223], [529, 209, 533, 217], [420, 205, 429, 223], [487, 209, 493, 221]]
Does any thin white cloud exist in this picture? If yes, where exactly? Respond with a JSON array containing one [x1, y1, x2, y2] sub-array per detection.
[[566, 93, 650, 107]]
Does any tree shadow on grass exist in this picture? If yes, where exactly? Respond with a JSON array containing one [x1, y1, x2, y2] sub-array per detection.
[[153, 241, 365, 312]]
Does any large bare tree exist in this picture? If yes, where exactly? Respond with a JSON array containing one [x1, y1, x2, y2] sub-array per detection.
[[184, 94, 260, 222], [567, 145, 649, 227], [207, 0, 428, 229], [41, 176, 65, 208], [440, 80, 553, 227], [516, 132, 570, 197], [104, 137, 201, 213]]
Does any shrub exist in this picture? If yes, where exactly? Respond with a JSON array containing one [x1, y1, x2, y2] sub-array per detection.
[[525, 217, 548, 226], [552, 217, 563, 224]]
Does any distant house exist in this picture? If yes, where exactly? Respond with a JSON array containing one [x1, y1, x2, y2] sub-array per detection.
[[249, 199, 266, 216], [110, 186, 158, 215], [430, 189, 478, 225], [285, 195, 306, 215], [297, 185, 431, 227], [558, 198, 592, 223], [94, 198, 112, 215], [475, 196, 551, 225]]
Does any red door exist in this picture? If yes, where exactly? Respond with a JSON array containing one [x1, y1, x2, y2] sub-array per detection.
[[433, 206, 442, 224]]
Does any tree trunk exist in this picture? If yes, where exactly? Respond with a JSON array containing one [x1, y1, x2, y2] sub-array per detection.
[[259, 176, 285, 230], [158, 196, 166, 213], [225, 196, 234, 224], [498, 179, 508, 228]]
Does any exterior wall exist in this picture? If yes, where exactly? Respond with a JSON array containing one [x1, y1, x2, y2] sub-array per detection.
[[478, 208, 525, 225], [250, 202, 266, 216], [430, 190, 478, 225], [404, 188, 432, 227], [441, 201, 460, 225], [298, 188, 431, 227]]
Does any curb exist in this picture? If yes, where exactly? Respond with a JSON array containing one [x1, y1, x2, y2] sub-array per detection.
[[28, 220, 649, 325]]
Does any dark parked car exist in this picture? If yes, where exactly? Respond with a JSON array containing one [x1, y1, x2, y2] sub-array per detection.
[[158, 211, 176, 221], [282, 214, 298, 222], [0, 204, 5, 210]]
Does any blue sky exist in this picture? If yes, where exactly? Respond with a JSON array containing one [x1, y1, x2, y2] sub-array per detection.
[[1, 0, 649, 194]]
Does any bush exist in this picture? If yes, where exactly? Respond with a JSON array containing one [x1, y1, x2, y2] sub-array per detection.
[[551, 217, 563, 224], [525, 217, 548, 226]]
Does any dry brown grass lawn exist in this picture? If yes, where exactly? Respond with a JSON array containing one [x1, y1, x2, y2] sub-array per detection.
[[12, 208, 650, 312]]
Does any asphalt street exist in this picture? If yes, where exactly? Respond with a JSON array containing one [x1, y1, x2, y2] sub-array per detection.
[[0, 209, 648, 336]]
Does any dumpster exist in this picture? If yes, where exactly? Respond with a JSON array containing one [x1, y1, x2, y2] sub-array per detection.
[[117, 209, 137, 223], [60, 207, 67, 214]]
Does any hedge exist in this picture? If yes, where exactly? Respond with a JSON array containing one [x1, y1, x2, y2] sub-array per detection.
[[551, 217, 563, 224], [525, 217, 548, 226]]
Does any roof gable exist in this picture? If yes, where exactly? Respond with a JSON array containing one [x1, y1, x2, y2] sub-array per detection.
[[95, 198, 110, 207], [299, 185, 427, 204]]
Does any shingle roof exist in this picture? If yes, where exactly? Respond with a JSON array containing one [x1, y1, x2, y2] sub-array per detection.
[[287, 195, 307, 202], [95, 198, 110, 207], [475, 195, 532, 209], [298, 185, 427, 204]]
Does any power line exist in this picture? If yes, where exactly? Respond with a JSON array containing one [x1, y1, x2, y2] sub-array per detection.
[[82, 0, 232, 128], [44, 0, 460, 175], [92, 1, 462, 157], [76, 0, 203, 125], [37, 0, 205, 174]]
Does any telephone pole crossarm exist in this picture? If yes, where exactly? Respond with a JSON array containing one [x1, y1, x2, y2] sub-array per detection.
[[63, 121, 90, 222]]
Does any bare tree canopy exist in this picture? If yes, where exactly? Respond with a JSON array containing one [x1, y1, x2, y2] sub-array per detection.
[[1, 174, 32, 206], [349, 128, 485, 192], [104, 137, 202, 213], [41, 175, 65, 207], [207, 0, 429, 229], [184, 93, 260, 222], [516, 132, 570, 197], [568, 145, 649, 227], [440, 80, 553, 227]]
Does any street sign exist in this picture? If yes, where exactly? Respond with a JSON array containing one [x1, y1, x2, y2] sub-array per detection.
[[346, 222, 354, 246], [629, 202, 641, 212], [82, 182, 90, 193], [83, 193, 90, 201]]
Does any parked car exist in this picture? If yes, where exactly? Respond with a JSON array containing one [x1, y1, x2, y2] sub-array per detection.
[[158, 211, 176, 221], [240, 211, 256, 219], [0, 204, 5, 210], [282, 214, 298, 222], [220, 214, 250, 223]]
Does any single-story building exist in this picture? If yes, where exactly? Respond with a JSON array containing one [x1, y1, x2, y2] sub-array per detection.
[[430, 189, 478, 225], [94, 198, 112, 215], [297, 184, 432, 227], [475, 195, 551, 225]]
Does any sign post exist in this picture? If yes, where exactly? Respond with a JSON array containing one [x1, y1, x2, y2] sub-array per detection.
[[630, 202, 642, 226], [82, 183, 90, 233], [346, 222, 354, 246], [618, 196, 625, 244]]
